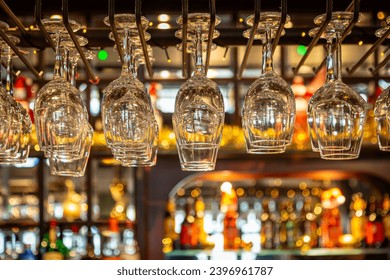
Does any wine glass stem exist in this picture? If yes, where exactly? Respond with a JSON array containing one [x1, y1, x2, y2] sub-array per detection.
[[264, 28, 274, 73], [335, 32, 342, 81], [53, 31, 62, 79], [70, 61, 77, 87], [194, 26, 205, 76], [63, 48, 70, 82], [121, 28, 132, 76], [6, 48, 13, 96], [325, 38, 336, 82]]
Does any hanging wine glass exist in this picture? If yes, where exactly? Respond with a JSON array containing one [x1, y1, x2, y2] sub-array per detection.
[[242, 12, 295, 154], [173, 13, 225, 171], [0, 32, 31, 163], [34, 17, 86, 160], [307, 26, 338, 152], [103, 14, 156, 167], [49, 46, 95, 176], [374, 17, 390, 151], [311, 12, 367, 160]]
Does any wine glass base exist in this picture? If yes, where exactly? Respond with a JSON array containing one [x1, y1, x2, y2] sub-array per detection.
[[319, 152, 359, 160], [180, 163, 216, 172], [177, 144, 218, 171], [246, 147, 286, 154]]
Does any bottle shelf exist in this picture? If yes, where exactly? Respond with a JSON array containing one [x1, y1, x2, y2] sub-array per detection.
[[165, 248, 390, 260]]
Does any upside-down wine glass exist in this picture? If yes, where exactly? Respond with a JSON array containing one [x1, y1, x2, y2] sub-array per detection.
[[311, 12, 367, 160], [102, 14, 156, 167], [34, 18, 92, 177], [49, 44, 95, 177], [173, 13, 225, 171], [242, 12, 295, 154], [307, 26, 338, 152], [0, 31, 31, 164], [374, 16, 390, 151]]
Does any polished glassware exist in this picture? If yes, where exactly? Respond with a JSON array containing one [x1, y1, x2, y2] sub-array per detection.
[[102, 14, 156, 167], [173, 13, 225, 171], [49, 46, 95, 177], [242, 12, 295, 154], [0, 29, 31, 164], [311, 12, 367, 160], [374, 17, 390, 151], [307, 26, 338, 152], [34, 18, 85, 158], [34, 17, 93, 176]]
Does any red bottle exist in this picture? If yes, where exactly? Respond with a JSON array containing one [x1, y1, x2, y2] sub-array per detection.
[[365, 196, 385, 248]]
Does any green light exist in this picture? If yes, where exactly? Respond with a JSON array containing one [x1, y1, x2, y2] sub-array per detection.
[[98, 49, 108, 61], [297, 45, 307, 56]]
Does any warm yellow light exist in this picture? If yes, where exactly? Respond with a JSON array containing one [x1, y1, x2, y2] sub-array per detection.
[[167, 58, 171, 63], [50, 14, 62, 20], [239, 18, 244, 23], [83, 28, 87, 33], [160, 70, 170, 78], [274, 178, 282, 186], [301, 32, 306, 37], [358, 40, 363, 46], [157, 23, 171, 29], [30, 25, 35, 30], [221, 181, 233, 194], [284, 21, 293, 29], [377, 11, 385, 20], [236, 188, 245, 197], [158, 14, 171, 22], [149, 22, 153, 27]]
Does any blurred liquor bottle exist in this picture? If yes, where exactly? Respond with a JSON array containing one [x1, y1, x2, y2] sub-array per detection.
[[298, 197, 318, 248], [81, 227, 100, 260], [350, 193, 367, 247], [320, 188, 343, 248], [382, 194, 390, 247], [260, 199, 274, 249], [180, 198, 199, 250], [41, 220, 68, 260], [163, 198, 179, 250], [365, 196, 385, 248], [194, 197, 208, 249], [18, 244, 38, 260], [221, 184, 240, 250], [101, 218, 121, 260], [120, 219, 140, 260]]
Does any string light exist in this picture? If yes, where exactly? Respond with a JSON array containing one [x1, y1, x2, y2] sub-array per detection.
[[358, 40, 363, 46]]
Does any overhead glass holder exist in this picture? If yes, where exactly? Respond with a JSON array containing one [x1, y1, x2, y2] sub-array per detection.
[[347, 25, 390, 75], [237, 0, 261, 79], [0, 0, 40, 49], [0, 28, 42, 79], [204, 0, 216, 75], [108, 0, 124, 65], [293, 0, 333, 75], [62, 0, 99, 84], [272, 0, 287, 54], [370, 53, 390, 75], [180, 0, 189, 78], [34, 0, 56, 51], [313, 0, 360, 74], [135, 0, 153, 78]]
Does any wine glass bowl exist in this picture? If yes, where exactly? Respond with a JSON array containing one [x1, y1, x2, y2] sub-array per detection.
[[102, 13, 157, 167], [307, 11, 367, 160], [173, 13, 224, 171], [374, 19, 390, 151], [242, 12, 295, 154]]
